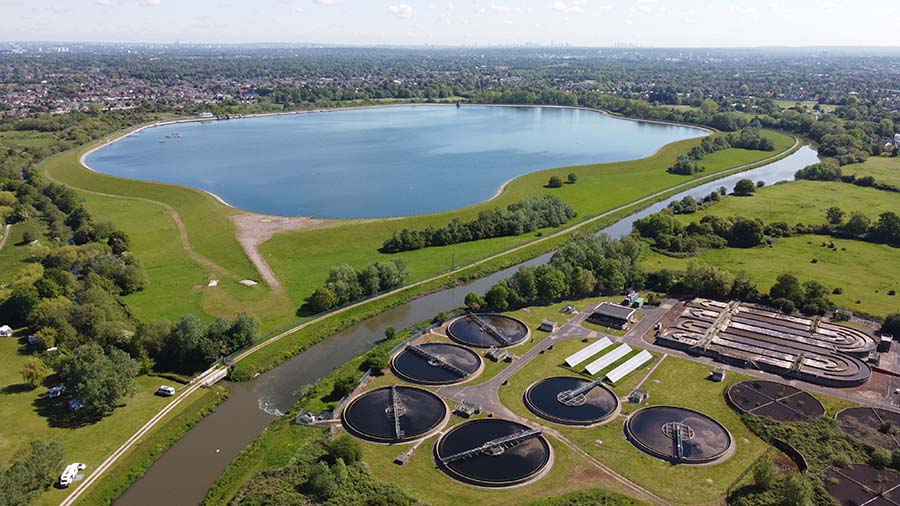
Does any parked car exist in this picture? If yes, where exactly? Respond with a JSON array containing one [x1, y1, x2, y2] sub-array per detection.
[[47, 385, 66, 398], [156, 385, 176, 397], [67, 399, 83, 412]]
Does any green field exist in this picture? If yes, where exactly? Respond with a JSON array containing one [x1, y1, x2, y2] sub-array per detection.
[[644, 235, 900, 317], [0, 130, 58, 149], [843, 155, 900, 187], [647, 178, 900, 317], [674, 180, 900, 225], [0, 332, 213, 506]]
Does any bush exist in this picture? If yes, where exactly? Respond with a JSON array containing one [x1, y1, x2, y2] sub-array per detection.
[[734, 178, 757, 196], [323, 434, 362, 465], [567, 173, 577, 184], [547, 175, 563, 188], [770, 297, 796, 314]]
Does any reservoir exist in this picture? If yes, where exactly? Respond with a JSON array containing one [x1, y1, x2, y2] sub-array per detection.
[[86, 105, 705, 218]]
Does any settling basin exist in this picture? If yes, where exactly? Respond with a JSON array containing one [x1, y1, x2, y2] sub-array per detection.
[[115, 145, 819, 505]]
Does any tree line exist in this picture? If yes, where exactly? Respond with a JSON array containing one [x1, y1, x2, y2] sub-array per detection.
[[668, 129, 775, 175], [304, 258, 410, 314], [380, 195, 575, 253], [796, 160, 900, 194], [467, 234, 644, 312]]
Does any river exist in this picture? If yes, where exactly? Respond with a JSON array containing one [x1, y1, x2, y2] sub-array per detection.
[[114, 145, 819, 506]]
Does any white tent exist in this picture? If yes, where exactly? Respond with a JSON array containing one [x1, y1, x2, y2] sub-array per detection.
[[0, 325, 12, 337]]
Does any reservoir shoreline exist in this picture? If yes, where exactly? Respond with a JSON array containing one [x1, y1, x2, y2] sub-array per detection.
[[79, 103, 712, 220]]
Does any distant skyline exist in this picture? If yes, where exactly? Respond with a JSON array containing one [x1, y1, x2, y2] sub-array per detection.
[[2, 0, 899, 47]]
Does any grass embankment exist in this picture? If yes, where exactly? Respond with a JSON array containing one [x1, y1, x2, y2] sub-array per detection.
[[642, 180, 900, 317], [0, 332, 214, 506], [71, 386, 227, 506], [497, 341, 774, 505]]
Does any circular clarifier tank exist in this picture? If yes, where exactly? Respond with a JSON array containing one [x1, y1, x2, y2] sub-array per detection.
[[447, 313, 529, 348], [435, 418, 551, 487], [341, 385, 447, 444], [524, 376, 620, 426], [625, 406, 734, 464], [391, 342, 483, 385]]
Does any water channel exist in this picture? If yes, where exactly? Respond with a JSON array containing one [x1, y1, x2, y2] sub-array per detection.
[[115, 145, 820, 505]]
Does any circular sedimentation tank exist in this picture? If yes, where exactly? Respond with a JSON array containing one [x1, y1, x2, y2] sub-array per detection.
[[435, 418, 551, 487], [524, 376, 620, 426], [341, 386, 447, 444], [625, 406, 733, 464], [391, 342, 483, 385], [727, 380, 825, 422], [447, 313, 529, 348]]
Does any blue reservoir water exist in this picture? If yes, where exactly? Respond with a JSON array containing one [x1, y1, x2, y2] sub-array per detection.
[[86, 105, 706, 219]]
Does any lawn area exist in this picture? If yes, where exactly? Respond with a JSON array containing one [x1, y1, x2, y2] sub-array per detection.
[[772, 99, 836, 112], [359, 424, 627, 506], [673, 180, 900, 226], [843, 155, 900, 187], [0, 332, 212, 506], [0, 130, 58, 149], [643, 235, 900, 317], [499, 345, 772, 505], [79, 192, 297, 328], [0, 218, 47, 291]]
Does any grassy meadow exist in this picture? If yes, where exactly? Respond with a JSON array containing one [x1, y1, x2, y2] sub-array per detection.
[[641, 178, 900, 317]]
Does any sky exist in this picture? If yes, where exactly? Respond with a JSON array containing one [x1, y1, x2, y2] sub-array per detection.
[[1, 0, 898, 47]]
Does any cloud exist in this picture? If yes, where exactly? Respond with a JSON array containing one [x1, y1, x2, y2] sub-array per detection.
[[552, 0, 585, 13], [490, 4, 521, 13], [387, 3, 413, 18], [140, 0, 161, 5], [313, 0, 340, 4], [95, 0, 114, 5]]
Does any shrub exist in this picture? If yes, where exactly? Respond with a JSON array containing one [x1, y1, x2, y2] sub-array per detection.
[[567, 173, 577, 184], [547, 175, 563, 188]]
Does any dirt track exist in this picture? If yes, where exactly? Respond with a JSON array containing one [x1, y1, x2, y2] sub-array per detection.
[[229, 212, 330, 291]]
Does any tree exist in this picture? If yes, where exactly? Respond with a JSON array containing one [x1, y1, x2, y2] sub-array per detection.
[[882, 313, 900, 338], [547, 175, 563, 188], [770, 273, 804, 307], [567, 173, 577, 184], [21, 357, 52, 388], [729, 218, 765, 248], [733, 178, 756, 196], [332, 374, 358, 397], [465, 292, 486, 311], [308, 286, 338, 313], [364, 348, 390, 372], [32, 328, 56, 349], [780, 473, 813, 506], [307, 461, 337, 500], [0, 440, 65, 506], [841, 211, 871, 237], [826, 206, 845, 225], [61, 343, 138, 416], [107, 230, 130, 255], [324, 434, 363, 465], [485, 283, 510, 311], [752, 453, 776, 490]]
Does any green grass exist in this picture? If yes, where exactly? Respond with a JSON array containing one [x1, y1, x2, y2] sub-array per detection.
[[498, 344, 772, 505], [0, 130, 58, 149], [673, 180, 900, 226], [0, 219, 47, 290], [643, 235, 900, 317], [0, 331, 212, 506], [78, 192, 296, 328], [771, 100, 836, 112], [843, 155, 900, 187], [644, 177, 900, 317], [360, 428, 627, 506]]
